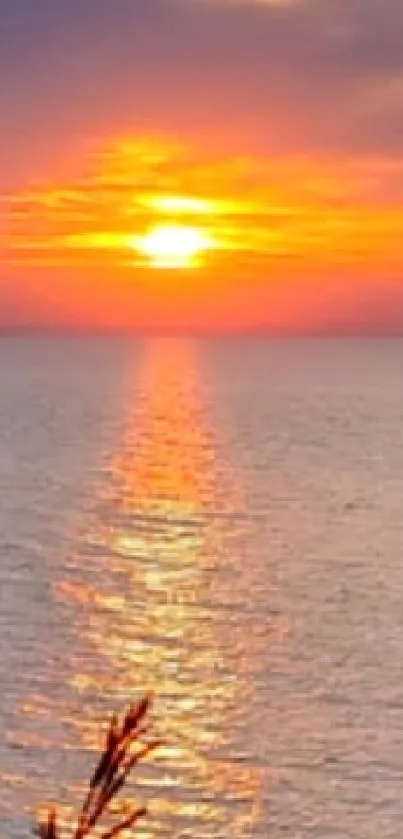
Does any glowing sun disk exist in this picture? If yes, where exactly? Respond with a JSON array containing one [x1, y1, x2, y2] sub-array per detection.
[[134, 224, 212, 268]]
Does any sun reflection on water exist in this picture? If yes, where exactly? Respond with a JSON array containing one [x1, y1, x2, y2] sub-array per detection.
[[5, 340, 263, 838]]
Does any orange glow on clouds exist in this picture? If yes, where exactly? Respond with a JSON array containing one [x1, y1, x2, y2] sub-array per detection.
[[2, 135, 403, 330]]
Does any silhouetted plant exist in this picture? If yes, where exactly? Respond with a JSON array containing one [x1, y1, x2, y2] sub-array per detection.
[[35, 695, 161, 839]]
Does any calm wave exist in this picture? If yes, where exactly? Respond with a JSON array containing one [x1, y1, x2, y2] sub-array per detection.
[[1, 336, 403, 838]]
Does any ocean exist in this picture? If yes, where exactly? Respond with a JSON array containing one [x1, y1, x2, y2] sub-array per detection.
[[1, 336, 403, 838]]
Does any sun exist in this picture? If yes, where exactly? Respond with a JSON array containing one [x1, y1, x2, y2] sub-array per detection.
[[134, 223, 212, 268]]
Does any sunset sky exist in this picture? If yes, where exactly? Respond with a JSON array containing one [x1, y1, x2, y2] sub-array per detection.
[[1, 0, 403, 333]]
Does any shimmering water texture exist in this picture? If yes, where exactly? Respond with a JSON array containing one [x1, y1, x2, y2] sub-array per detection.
[[2, 338, 403, 838]]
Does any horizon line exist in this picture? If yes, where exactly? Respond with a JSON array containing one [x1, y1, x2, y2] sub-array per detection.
[[2, 325, 403, 340]]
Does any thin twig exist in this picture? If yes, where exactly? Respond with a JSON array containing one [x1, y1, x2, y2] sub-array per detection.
[[35, 695, 159, 839]]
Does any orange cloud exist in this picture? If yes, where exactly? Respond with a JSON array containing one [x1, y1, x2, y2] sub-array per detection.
[[2, 135, 403, 331]]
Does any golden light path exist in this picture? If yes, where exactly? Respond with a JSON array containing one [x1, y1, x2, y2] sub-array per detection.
[[10, 340, 266, 838]]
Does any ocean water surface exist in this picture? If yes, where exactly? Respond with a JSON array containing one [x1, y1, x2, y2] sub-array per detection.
[[1, 336, 403, 839]]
